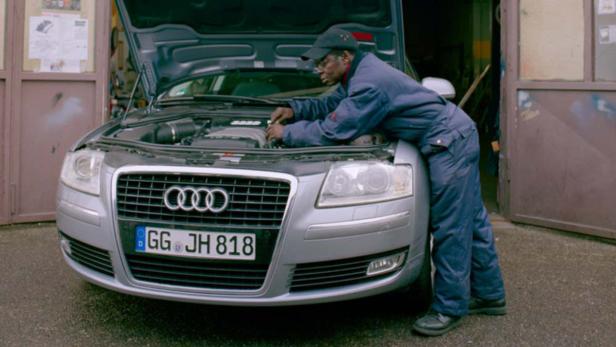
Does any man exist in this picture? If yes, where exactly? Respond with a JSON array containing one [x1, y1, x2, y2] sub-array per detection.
[[266, 27, 506, 336]]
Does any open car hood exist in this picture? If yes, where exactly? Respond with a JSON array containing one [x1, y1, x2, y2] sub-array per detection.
[[114, 0, 406, 100]]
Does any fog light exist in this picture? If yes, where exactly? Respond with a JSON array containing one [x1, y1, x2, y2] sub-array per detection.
[[366, 252, 406, 276], [60, 238, 72, 255]]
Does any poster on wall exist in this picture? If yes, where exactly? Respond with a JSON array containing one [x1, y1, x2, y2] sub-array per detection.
[[42, 0, 81, 11], [29, 15, 88, 72]]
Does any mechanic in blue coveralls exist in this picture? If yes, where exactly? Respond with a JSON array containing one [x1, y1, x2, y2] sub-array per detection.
[[266, 28, 506, 337]]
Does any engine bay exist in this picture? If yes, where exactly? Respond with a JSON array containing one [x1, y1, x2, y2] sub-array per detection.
[[111, 117, 281, 149], [110, 116, 385, 149]]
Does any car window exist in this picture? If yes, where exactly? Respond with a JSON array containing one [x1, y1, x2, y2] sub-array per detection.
[[163, 70, 325, 99]]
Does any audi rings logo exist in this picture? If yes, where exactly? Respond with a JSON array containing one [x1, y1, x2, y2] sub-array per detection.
[[163, 186, 230, 213]]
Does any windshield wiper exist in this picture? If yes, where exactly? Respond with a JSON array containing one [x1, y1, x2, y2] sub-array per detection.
[[156, 94, 283, 106]]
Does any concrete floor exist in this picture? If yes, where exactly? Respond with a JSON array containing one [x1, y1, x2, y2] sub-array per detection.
[[1, 218, 615, 346]]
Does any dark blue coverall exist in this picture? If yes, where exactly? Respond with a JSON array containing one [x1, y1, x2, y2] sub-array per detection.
[[283, 52, 505, 317]]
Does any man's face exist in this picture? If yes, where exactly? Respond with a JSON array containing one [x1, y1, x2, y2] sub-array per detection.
[[315, 53, 348, 86]]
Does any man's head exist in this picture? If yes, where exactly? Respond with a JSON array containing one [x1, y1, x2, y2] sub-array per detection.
[[301, 28, 358, 85]]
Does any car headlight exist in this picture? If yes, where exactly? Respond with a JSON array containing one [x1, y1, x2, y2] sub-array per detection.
[[60, 149, 105, 196], [317, 161, 413, 208]]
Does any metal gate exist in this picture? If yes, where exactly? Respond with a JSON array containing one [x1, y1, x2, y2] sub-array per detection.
[[1, 0, 110, 224], [501, 0, 616, 239]]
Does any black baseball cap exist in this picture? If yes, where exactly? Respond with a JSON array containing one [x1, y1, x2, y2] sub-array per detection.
[[301, 28, 359, 61]]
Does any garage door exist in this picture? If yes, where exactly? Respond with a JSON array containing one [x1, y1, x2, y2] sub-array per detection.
[[502, 0, 616, 239], [2, 0, 110, 223]]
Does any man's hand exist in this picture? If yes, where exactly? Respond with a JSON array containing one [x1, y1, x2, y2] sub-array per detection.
[[266, 124, 285, 142], [270, 107, 294, 124]]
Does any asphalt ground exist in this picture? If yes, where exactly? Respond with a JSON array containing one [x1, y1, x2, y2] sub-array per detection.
[[1, 216, 615, 347]]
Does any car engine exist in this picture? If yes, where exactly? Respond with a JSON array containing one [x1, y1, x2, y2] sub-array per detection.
[[112, 116, 385, 149], [113, 117, 280, 149]]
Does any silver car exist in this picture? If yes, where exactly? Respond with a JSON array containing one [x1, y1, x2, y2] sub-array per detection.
[[56, 0, 452, 306]]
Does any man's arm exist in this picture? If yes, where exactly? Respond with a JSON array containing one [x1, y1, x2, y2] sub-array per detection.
[[288, 85, 346, 121], [283, 85, 389, 147]]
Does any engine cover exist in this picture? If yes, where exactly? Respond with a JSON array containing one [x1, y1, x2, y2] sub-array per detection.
[[191, 127, 267, 149]]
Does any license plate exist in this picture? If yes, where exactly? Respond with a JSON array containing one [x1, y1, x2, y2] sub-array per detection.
[[135, 226, 256, 260]]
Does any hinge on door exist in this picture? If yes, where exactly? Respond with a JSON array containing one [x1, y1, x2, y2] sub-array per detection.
[[9, 184, 16, 215]]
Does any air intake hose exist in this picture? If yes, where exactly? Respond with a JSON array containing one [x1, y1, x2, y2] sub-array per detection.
[[154, 119, 198, 144]]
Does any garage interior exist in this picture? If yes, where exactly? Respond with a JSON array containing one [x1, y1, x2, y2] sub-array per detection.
[[403, 0, 501, 212], [109, 0, 502, 212]]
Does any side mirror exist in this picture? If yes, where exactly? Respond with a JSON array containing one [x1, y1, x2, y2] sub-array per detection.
[[421, 77, 456, 99]]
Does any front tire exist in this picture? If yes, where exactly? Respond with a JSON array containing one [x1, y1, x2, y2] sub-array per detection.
[[405, 237, 433, 311]]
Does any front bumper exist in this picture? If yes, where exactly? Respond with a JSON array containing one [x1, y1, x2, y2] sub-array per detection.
[[56, 166, 429, 306]]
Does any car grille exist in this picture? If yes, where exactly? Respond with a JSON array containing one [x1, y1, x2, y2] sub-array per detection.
[[126, 254, 268, 290], [60, 232, 114, 277], [116, 174, 290, 229], [290, 249, 407, 292], [116, 172, 291, 291]]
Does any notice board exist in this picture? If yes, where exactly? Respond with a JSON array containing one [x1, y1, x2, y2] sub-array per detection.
[[23, 0, 96, 73]]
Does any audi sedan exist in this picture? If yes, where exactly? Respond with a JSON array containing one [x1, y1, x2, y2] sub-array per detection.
[[55, 0, 444, 306]]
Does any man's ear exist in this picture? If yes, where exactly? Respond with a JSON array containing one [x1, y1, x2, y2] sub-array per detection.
[[342, 51, 355, 64]]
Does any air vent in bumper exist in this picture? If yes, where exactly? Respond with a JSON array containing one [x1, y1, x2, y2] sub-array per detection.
[[126, 254, 268, 290], [59, 231, 114, 277], [290, 248, 407, 292]]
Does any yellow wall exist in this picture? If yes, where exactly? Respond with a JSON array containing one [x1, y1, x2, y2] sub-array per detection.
[[520, 0, 584, 81]]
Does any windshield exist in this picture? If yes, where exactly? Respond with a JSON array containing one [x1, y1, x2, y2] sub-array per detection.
[[161, 70, 327, 99]]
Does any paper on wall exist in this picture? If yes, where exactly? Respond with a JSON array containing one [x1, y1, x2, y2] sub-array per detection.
[[28, 15, 88, 63], [61, 18, 88, 60], [599, 25, 616, 44], [29, 16, 60, 59], [598, 0, 616, 15], [40, 59, 80, 73]]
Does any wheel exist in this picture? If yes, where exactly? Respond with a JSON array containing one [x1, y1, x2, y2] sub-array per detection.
[[405, 237, 433, 311]]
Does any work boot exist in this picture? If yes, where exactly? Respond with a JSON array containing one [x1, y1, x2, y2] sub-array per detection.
[[412, 311, 462, 336], [468, 297, 507, 315]]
